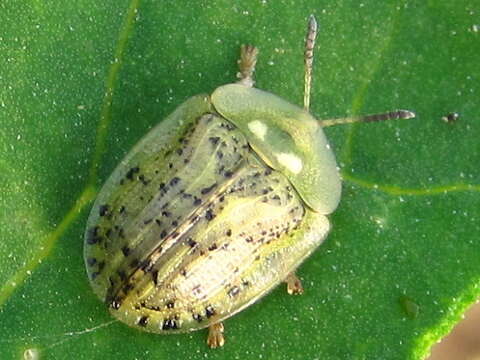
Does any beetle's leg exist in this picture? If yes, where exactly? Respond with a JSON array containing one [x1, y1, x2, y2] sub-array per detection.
[[237, 44, 258, 87], [207, 322, 225, 348], [304, 15, 318, 111], [285, 272, 304, 295]]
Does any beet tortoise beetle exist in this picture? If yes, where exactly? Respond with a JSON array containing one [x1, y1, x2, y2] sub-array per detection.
[[84, 15, 415, 348]]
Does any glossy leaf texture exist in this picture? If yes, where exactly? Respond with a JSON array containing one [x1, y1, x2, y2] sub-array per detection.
[[0, 1, 479, 359]]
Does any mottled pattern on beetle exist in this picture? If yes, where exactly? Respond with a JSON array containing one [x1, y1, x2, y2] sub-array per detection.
[[85, 114, 245, 299], [85, 113, 306, 333]]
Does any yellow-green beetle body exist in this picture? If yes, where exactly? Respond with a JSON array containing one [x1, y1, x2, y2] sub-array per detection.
[[84, 17, 414, 347]]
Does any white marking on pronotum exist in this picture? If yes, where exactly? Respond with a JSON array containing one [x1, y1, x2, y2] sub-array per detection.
[[248, 120, 268, 141], [276, 152, 303, 174]]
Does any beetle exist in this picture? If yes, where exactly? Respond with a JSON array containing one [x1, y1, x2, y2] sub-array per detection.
[[84, 15, 415, 348]]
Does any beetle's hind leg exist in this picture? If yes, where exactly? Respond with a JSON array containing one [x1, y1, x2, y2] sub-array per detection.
[[207, 322, 225, 348], [285, 272, 304, 295], [237, 44, 258, 87]]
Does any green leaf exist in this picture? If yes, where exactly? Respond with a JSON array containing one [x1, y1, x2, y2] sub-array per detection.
[[1, 0, 479, 359]]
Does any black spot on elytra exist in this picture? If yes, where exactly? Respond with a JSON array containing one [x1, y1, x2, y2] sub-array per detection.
[[226, 229, 232, 237], [87, 257, 97, 266], [138, 174, 150, 185], [205, 209, 215, 221], [138, 316, 149, 327], [160, 230, 167, 238], [205, 305, 215, 318], [125, 166, 140, 180], [209, 136, 220, 145], [216, 150, 224, 159], [155, 219, 162, 226], [187, 238, 197, 248], [99, 204, 110, 217], [193, 313, 203, 322], [90, 271, 100, 280], [162, 210, 171, 217], [162, 319, 179, 330], [170, 177, 181, 186], [193, 197, 202, 206], [86, 226, 102, 245], [201, 183, 217, 195], [190, 215, 199, 224], [176, 148, 183, 156], [161, 202, 170, 209], [152, 270, 158, 286], [144, 218, 153, 225], [166, 301, 175, 309], [224, 170, 234, 178], [121, 246, 131, 257], [110, 298, 122, 310], [208, 243, 218, 251], [228, 286, 240, 298]]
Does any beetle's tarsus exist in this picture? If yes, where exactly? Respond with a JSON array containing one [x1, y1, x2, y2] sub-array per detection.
[[207, 322, 225, 348], [237, 44, 258, 87], [285, 272, 304, 295]]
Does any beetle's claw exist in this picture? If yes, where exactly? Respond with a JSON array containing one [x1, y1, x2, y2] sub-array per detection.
[[286, 273, 304, 295]]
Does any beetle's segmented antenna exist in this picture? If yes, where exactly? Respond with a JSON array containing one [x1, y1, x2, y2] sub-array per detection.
[[321, 110, 416, 127], [237, 44, 259, 87], [304, 15, 318, 111]]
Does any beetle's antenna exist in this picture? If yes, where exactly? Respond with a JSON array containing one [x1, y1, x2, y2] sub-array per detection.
[[321, 110, 416, 127], [237, 44, 259, 87], [304, 15, 318, 111]]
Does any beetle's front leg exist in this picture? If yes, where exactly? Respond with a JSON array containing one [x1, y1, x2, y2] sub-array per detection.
[[285, 272, 304, 295]]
